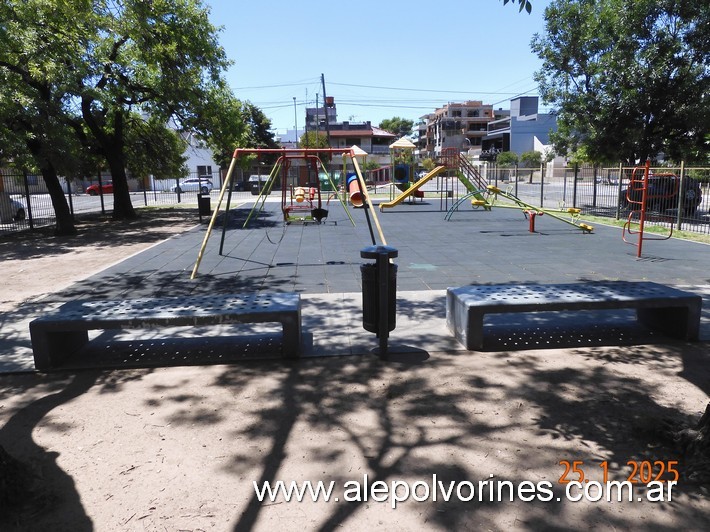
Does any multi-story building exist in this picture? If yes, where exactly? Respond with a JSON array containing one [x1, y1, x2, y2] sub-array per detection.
[[421, 101, 497, 157], [481, 96, 556, 158], [282, 98, 396, 164]]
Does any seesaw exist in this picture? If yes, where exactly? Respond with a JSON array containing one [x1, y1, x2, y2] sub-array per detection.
[[485, 185, 593, 233]]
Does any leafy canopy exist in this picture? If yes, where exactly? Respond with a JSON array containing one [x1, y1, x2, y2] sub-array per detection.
[[532, 0, 710, 164], [379, 117, 414, 137], [503, 0, 533, 14]]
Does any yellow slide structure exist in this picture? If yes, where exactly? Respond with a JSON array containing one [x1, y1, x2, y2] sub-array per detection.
[[379, 166, 447, 211]]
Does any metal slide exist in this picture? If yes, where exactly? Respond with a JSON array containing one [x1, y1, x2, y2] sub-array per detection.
[[379, 166, 447, 210]]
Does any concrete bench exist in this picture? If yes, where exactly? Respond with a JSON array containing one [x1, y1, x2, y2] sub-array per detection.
[[29, 292, 301, 371], [446, 281, 701, 350]]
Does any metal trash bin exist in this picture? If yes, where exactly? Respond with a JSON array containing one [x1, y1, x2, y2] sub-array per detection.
[[361, 262, 397, 334], [197, 193, 211, 216], [360, 245, 398, 354]]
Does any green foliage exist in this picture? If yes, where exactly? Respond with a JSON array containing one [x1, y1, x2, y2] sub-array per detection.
[[240, 103, 278, 150], [496, 151, 519, 167], [299, 131, 329, 149], [519, 150, 542, 167], [421, 158, 436, 171], [379, 117, 414, 136], [0, 0, 256, 221], [503, 0, 532, 14], [125, 115, 188, 180], [532, 0, 710, 164]]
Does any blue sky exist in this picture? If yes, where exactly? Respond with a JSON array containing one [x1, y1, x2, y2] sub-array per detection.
[[205, 0, 553, 135]]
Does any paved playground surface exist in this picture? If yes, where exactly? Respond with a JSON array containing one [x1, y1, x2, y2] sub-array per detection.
[[1, 197, 709, 530]]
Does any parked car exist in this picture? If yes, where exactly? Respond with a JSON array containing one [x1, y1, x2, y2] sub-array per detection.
[[11, 198, 26, 221], [248, 175, 269, 195], [620, 173, 702, 215], [171, 177, 213, 194], [86, 182, 113, 196]]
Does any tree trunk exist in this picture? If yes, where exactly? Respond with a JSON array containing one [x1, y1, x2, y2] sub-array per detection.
[[25, 139, 76, 236], [81, 98, 136, 221], [41, 168, 77, 236], [104, 145, 136, 220], [662, 402, 710, 484]]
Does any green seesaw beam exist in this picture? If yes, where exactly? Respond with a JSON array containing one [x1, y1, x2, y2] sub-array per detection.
[[486, 185, 594, 233]]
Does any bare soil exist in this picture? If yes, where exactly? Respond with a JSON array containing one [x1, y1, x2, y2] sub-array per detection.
[[0, 208, 198, 311], [0, 207, 709, 531]]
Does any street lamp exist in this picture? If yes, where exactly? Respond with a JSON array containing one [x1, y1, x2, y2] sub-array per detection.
[[293, 97, 298, 147]]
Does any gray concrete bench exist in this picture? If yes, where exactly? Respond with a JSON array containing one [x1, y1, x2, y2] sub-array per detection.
[[29, 292, 301, 371], [446, 281, 701, 350]]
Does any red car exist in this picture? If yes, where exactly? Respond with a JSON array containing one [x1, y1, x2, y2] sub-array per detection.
[[86, 182, 113, 196]]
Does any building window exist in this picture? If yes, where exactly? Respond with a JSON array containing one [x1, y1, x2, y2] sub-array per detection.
[[197, 165, 212, 177]]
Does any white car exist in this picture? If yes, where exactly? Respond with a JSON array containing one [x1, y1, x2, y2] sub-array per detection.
[[171, 177, 213, 194], [11, 198, 26, 221]]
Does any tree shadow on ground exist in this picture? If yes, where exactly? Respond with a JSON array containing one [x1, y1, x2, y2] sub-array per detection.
[[0, 369, 154, 531], [0, 208, 201, 261], [212, 345, 710, 530], [1, 336, 708, 529]]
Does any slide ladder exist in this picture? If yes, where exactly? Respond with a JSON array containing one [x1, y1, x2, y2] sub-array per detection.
[[439, 148, 490, 209]]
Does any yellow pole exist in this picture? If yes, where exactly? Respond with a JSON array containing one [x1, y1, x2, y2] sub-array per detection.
[[351, 155, 387, 246], [190, 155, 238, 279]]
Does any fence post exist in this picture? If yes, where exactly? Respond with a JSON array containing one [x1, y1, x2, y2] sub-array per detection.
[[22, 171, 34, 230], [592, 164, 598, 208], [97, 169, 106, 214], [615, 162, 623, 220], [572, 163, 579, 208], [66, 179, 75, 218], [676, 161, 685, 230]]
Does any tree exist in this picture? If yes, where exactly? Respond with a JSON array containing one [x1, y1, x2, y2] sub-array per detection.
[[379, 117, 414, 137], [78, 0, 233, 220], [496, 151, 519, 166], [125, 114, 189, 182], [197, 86, 249, 169], [0, 0, 244, 227], [520, 150, 542, 167], [503, 0, 532, 14], [421, 158, 437, 172], [299, 131, 330, 150], [532, 0, 710, 164], [0, 0, 96, 235]]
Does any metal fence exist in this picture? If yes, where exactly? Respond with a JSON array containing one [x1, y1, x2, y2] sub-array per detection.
[[0, 170, 237, 234], [485, 164, 710, 235], [2, 164, 710, 236]]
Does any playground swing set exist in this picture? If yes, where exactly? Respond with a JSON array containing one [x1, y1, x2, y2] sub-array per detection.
[[190, 147, 389, 280]]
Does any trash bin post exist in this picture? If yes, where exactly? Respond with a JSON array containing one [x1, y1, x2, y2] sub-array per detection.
[[360, 245, 398, 356]]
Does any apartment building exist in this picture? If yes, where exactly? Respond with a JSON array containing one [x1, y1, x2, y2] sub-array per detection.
[[481, 96, 557, 159], [421, 101, 498, 156]]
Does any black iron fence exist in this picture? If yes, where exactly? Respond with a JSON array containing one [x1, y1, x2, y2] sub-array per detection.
[[3, 164, 710, 236], [486, 164, 710, 235], [0, 170, 244, 234]]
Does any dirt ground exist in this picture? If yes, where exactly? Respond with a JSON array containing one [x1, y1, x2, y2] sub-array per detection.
[[0, 208, 199, 311], [1, 208, 709, 531]]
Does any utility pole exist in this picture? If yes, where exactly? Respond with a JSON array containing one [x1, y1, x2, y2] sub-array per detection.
[[293, 96, 298, 147], [321, 73, 332, 147]]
